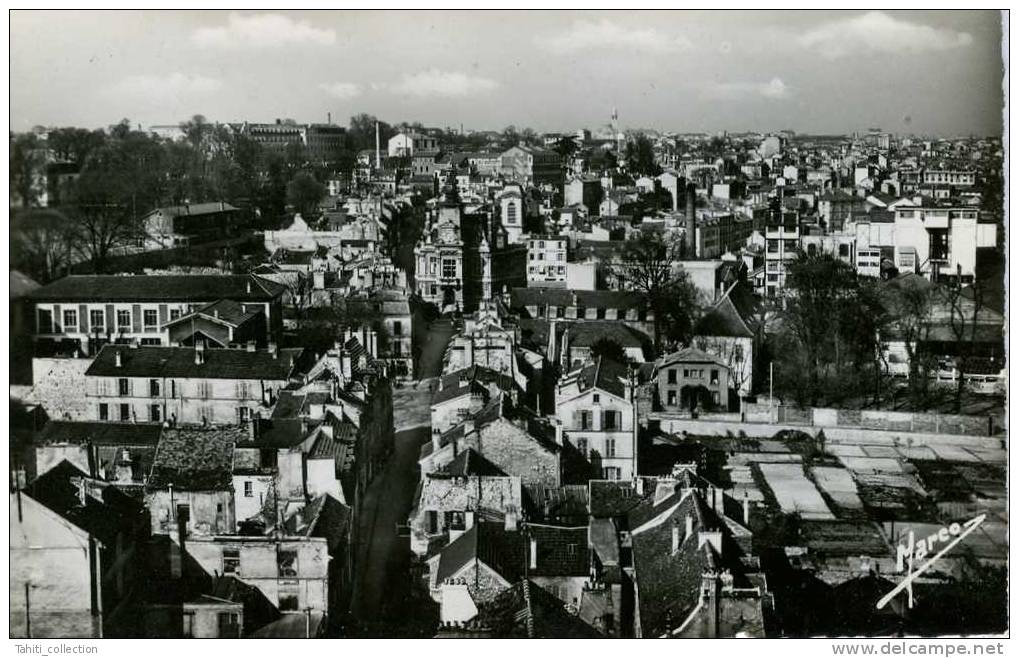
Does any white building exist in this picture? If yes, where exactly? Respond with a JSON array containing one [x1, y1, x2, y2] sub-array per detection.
[[526, 235, 568, 287]]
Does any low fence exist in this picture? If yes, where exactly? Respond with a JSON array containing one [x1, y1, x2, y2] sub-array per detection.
[[742, 403, 994, 437]]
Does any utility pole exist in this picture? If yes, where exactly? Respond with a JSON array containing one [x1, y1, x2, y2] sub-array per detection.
[[769, 362, 774, 423]]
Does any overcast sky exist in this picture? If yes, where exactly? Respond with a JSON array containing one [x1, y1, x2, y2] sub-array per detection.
[[10, 10, 1005, 136]]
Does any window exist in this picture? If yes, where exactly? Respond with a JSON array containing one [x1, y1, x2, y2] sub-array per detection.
[[446, 511, 466, 531], [605, 438, 616, 457], [140, 338, 161, 346], [576, 438, 588, 457], [683, 369, 689, 378], [143, 309, 158, 328], [277, 550, 298, 577], [150, 379, 160, 397], [118, 378, 130, 396], [592, 394, 600, 404], [278, 580, 300, 612], [169, 309, 182, 321], [393, 321, 403, 336], [579, 410, 592, 430], [63, 309, 77, 331], [442, 259, 457, 279], [712, 391, 720, 405], [90, 309, 105, 331], [119, 404, 131, 421], [596, 308, 606, 319], [427, 510, 439, 534], [117, 309, 131, 330], [150, 404, 161, 422], [237, 407, 250, 423], [604, 411, 619, 431], [99, 403, 109, 421], [243, 481, 253, 498], [223, 548, 240, 574], [218, 612, 240, 639], [37, 309, 53, 334], [710, 369, 720, 385], [667, 369, 677, 384], [602, 467, 621, 480], [182, 612, 195, 638], [667, 390, 677, 406]]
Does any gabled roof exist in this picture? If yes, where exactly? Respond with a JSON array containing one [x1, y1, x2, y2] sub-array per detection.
[[454, 580, 603, 638], [510, 287, 649, 312], [694, 294, 754, 339], [85, 345, 304, 381], [36, 420, 163, 446], [164, 299, 264, 330], [659, 347, 729, 368], [435, 521, 589, 585], [432, 364, 518, 405], [559, 356, 630, 399], [26, 460, 146, 546], [439, 448, 507, 477], [28, 274, 286, 303]]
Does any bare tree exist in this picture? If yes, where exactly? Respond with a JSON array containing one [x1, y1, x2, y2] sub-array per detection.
[[613, 230, 701, 351]]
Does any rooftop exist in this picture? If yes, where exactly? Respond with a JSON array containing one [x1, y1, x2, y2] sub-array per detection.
[[28, 274, 286, 303], [86, 345, 305, 380]]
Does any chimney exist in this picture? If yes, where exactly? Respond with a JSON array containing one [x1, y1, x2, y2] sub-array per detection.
[[431, 427, 443, 452], [268, 342, 278, 359], [554, 420, 563, 446], [194, 341, 205, 365], [340, 350, 352, 380], [504, 508, 518, 531], [115, 351, 123, 368], [529, 537, 538, 570], [742, 492, 750, 525], [246, 279, 253, 294], [672, 521, 681, 554], [369, 330, 378, 358], [685, 183, 696, 255], [685, 513, 693, 540], [213, 309, 219, 319], [114, 449, 133, 484], [375, 121, 381, 169], [313, 270, 325, 290]]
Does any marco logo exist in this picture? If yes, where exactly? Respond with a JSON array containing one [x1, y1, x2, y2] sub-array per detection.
[[876, 514, 985, 610]]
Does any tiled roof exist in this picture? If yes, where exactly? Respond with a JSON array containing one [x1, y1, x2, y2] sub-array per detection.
[[86, 345, 304, 380], [435, 521, 589, 585], [27, 460, 146, 546], [36, 420, 163, 446], [561, 320, 651, 348], [439, 448, 507, 477], [458, 580, 603, 638], [694, 295, 754, 338], [509, 288, 649, 312], [560, 356, 630, 399], [154, 202, 239, 217], [432, 365, 518, 405], [28, 274, 286, 302], [659, 347, 729, 368], [147, 426, 242, 491]]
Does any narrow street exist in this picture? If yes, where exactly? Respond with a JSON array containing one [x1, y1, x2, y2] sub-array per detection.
[[346, 319, 454, 636], [348, 424, 433, 634]]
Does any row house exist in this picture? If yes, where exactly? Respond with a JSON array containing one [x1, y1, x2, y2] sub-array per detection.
[[507, 288, 655, 338], [27, 274, 287, 356], [83, 343, 305, 426]]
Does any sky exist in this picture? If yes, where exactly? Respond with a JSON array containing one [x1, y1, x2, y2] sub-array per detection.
[[9, 10, 1005, 136]]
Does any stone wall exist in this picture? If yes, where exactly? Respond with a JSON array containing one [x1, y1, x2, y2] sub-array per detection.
[[741, 403, 994, 437], [30, 357, 93, 421]]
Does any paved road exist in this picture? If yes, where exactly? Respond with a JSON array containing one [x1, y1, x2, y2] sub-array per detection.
[[349, 424, 431, 626], [416, 319, 455, 379]]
